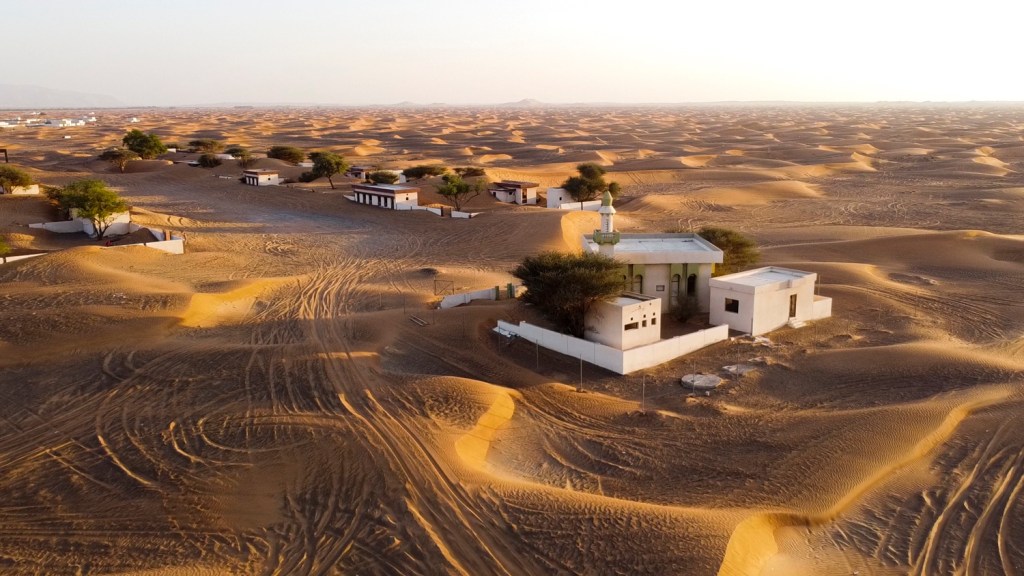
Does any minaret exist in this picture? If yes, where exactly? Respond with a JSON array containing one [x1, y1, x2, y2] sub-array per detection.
[[594, 189, 619, 257]]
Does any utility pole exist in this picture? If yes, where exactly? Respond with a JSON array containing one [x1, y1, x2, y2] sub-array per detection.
[[578, 355, 584, 393], [641, 373, 646, 414]]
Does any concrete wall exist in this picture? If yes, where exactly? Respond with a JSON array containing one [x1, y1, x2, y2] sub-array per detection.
[[451, 210, 481, 219], [1, 253, 46, 264], [9, 184, 39, 195], [440, 285, 520, 309], [497, 320, 729, 375], [812, 295, 832, 320]]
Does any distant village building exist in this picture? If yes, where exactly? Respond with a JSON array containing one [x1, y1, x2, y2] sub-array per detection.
[[586, 293, 662, 350], [709, 266, 832, 335], [582, 191, 723, 314], [242, 169, 281, 186], [347, 166, 407, 183], [351, 183, 419, 209], [490, 180, 538, 205]]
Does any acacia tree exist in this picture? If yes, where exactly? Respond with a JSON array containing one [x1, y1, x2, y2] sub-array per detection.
[[309, 151, 349, 189], [368, 170, 399, 184], [562, 163, 620, 202], [122, 129, 167, 159], [98, 148, 140, 173], [403, 165, 447, 180], [0, 165, 33, 194], [198, 154, 222, 168], [225, 146, 256, 168], [188, 139, 223, 153], [0, 236, 9, 257], [267, 146, 306, 164], [697, 226, 760, 275], [512, 251, 623, 338], [56, 179, 129, 239], [435, 173, 485, 211]]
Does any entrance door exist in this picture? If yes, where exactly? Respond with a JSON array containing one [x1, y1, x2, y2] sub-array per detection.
[[789, 294, 797, 318]]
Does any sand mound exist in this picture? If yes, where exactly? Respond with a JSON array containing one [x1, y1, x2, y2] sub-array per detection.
[[179, 277, 295, 328], [690, 180, 821, 206], [123, 160, 173, 173]]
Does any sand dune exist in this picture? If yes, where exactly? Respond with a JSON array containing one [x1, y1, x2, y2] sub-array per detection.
[[1, 105, 1023, 575]]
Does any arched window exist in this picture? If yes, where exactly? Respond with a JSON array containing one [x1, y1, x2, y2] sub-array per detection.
[[670, 274, 681, 307], [623, 275, 630, 290], [687, 274, 697, 295]]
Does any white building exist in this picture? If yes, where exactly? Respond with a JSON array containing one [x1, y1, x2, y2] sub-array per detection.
[[347, 166, 407, 183], [581, 191, 723, 314], [242, 169, 281, 186], [585, 293, 662, 350], [351, 183, 419, 209], [709, 266, 832, 335], [490, 180, 538, 205]]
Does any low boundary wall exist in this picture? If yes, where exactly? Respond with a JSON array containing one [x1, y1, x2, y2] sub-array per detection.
[[440, 285, 521, 309], [496, 320, 729, 375]]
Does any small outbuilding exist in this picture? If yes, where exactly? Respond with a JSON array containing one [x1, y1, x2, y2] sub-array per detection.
[[585, 292, 662, 350], [709, 266, 832, 335], [243, 169, 281, 186], [351, 183, 419, 209], [490, 180, 538, 205]]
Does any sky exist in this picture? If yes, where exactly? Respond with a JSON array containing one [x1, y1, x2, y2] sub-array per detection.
[[5, 0, 1024, 105]]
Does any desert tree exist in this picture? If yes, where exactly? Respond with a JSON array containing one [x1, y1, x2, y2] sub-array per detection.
[[236, 150, 257, 169], [368, 170, 399, 185], [434, 173, 486, 212], [512, 251, 623, 338], [188, 139, 224, 153], [198, 154, 222, 168], [697, 226, 760, 275], [309, 151, 349, 189], [0, 165, 33, 194], [98, 148, 140, 173], [54, 179, 129, 239], [562, 163, 620, 202], [122, 129, 167, 159], [267, 146, 306, 164], [403, 164, 448, 180], [0, 236, 9, 257], [453, 166, 485, 178]]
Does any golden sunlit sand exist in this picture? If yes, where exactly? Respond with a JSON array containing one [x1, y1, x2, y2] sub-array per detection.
[[1, 105, 1023, 575]]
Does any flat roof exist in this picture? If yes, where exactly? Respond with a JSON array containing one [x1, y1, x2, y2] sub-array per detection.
[[607, 292, 657, 307], [714, 266, 814, 287], [493, 180, 540, 189], [352, 183, 419, 193], [582, 233, 724, 264], [243, 169, 278, 175]]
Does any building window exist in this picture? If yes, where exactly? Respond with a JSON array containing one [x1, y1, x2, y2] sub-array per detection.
[[651, 317, 657, 326], [632, 275, 643, 293], [625, 322, 639, 331], [725, 298, 740, 313], [642, 320, 647, 327], [656, 285, 665, 292], [687, 274, 697, 295]]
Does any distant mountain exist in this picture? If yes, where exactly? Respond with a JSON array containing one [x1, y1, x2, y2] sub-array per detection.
[[0, 84, 123, 109], [501, 98, 545, 108]]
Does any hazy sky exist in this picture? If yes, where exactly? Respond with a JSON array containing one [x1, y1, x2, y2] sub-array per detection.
[[6, 0, 1024, 105]]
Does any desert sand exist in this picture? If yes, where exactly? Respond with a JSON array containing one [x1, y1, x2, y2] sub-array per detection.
[[0, 104, 1022, 575]]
